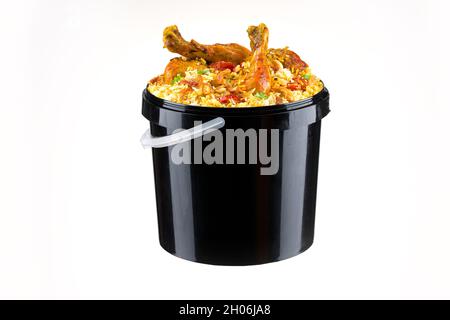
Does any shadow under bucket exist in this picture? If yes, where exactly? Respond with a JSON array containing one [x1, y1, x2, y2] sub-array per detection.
[[141, 87, 330, 265]]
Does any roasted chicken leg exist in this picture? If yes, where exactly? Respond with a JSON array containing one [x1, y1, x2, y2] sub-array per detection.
[[245, 23, 272, 94], [163, 25, 251, 64], [268, 48, 308, 71], [162, 57, 204, 84]]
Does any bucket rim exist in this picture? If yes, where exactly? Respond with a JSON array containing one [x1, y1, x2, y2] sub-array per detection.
[[143, 84, 329, 116]]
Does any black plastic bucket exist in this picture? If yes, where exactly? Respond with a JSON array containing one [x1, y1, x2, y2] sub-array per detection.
[[142, 87, 330, 265]]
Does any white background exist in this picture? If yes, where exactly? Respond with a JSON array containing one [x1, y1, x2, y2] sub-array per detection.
[[1, 0, 449, 299]]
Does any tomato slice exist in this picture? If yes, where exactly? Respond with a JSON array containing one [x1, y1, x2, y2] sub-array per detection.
[[219, 94, 240, 104], [210, 61, 236, 71]]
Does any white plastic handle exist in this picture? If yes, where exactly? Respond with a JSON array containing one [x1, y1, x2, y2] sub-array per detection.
[[140, 117, 225, 148]]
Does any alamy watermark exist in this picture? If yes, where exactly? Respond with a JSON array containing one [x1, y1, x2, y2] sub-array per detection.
[[170, 121, 279, 175]]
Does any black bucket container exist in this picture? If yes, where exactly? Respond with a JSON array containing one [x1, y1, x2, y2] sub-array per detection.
[[141, 87, 329, 265]]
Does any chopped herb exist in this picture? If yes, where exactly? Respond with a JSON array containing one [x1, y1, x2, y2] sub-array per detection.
[[197, 69, 209, 75], [171, 74, 183, 84], [303, 74, 311, 80], [255, 92, 268, 99]]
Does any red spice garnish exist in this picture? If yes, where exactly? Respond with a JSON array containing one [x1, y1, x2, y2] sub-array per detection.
[[179, 79, 199, 87], [219, 94, 240, 104], [210, 61, 236, 71], [287, 78, 308, 91], [287, 83, 302, 90]]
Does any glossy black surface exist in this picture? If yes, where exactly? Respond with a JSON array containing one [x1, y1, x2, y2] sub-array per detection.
[[142, 89, 330, 265]]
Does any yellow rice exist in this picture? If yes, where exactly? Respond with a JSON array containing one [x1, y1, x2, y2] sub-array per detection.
[[147, 57, 323, 107]]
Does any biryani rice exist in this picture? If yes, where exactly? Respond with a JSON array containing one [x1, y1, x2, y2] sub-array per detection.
[[147, 56, 323, 108]]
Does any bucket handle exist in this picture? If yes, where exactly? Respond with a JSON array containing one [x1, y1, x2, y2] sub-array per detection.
[[140, 117, 225, 149]]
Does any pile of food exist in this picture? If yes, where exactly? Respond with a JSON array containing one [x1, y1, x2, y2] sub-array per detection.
[[147, 23, 323, 107]]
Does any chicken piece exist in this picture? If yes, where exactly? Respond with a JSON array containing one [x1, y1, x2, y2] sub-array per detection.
[[163, 25, 251, 64], [268, 48, 308, 71], [149, 75, 163, 84], [163, 57, 204, 84], [245, 23, 271, 94]]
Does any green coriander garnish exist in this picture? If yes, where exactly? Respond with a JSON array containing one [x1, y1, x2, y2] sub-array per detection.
[[171, 74, 183, 84], [197, 69, 209, 75], [303, 74, 311, 80], [255, 92, 268, 99]]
